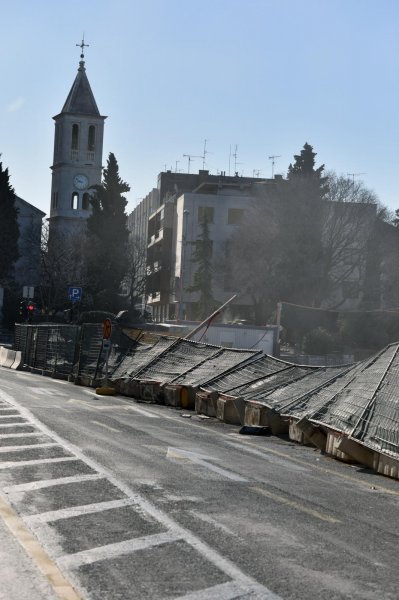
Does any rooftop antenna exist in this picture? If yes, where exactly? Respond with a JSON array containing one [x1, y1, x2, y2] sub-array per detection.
[[76, 34, 89, 59], [252, 169, 262, 178], [347, 172, 366, 184], [233, 144, 243, 174], [201, 139, 210, 169], [183, 153, 202, 174], [175, 160, 182, 173], [268, 155, 281, 178]]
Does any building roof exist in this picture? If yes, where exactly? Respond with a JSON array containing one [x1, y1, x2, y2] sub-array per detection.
[[15, 196, 46, 217], [60, 60, 100, 116]]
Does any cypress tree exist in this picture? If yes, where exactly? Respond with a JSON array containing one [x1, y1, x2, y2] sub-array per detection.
[[85, 153, 130, 311], [0, 160, 19, 284]]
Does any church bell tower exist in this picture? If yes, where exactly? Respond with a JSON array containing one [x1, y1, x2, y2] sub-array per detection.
[[49, 40, 106, 237]]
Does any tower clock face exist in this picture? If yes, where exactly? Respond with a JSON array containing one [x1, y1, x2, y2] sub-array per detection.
[[73, 174, 89, 190]]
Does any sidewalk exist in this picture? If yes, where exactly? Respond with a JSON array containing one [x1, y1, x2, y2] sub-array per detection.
[[0, 514, 59, 600]]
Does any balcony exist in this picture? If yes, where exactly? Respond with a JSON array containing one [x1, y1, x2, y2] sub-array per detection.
[[86, 151, 95, 162], [71, 149, 79, 161]]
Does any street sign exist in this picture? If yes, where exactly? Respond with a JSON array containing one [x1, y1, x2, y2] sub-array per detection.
[[68, 286, 83, 302], [103, 318, 112, 339], [22, 286, 34, 299]]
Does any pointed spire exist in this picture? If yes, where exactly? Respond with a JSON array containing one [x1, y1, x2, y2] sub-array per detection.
[[60, 37, 100, 116]]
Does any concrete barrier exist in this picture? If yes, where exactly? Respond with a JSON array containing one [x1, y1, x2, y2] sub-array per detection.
[[139, 380, 163, 403], [337, 436, 375, 469], [164, 384, 195, 409], [0, 346, 22, 370], [289, 418, 311, 444], [295, 416, 327, 451], [114, 378, 141, 398], [216, 394, 245, 425], [195, 390, 218, 417], [244, 402, 288, 435], [325, 431, 356, 463]]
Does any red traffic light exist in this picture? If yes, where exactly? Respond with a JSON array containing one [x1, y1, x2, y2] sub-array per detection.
[[27, 303, 35, 311]]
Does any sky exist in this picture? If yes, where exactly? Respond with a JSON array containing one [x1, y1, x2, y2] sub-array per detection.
[[1, 0, 399, 217]]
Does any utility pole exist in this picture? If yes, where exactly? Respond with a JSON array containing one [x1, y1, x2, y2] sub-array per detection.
[[268, 155, 281, 178]]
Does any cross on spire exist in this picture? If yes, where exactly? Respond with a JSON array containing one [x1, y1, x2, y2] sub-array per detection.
[[76, 35, 89, 59]]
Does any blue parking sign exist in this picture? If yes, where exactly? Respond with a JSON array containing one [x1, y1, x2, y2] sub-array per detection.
[[68, 287, 83, 302]]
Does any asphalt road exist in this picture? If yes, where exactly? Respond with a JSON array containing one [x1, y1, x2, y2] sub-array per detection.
[[0, 367, 398, 600]]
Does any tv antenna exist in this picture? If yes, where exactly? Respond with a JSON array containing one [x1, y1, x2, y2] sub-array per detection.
[[268, 155, 281, 178], [252, 169, 262, 178], [233, 144, 243, 174], [201, 139, 210, 169], [183, 153, 202, 174], [347, 172, 366, 184]]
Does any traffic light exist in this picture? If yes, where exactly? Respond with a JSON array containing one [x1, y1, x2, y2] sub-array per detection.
[[19, 300, 27, 322], [27, 302, 35, 322]]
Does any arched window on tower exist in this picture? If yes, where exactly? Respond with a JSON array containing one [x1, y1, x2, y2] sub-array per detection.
[[71, 192, 79, 210], [82, 192, 90, 210], [71, 124, 79, 159], [88, 126, 96, 151]]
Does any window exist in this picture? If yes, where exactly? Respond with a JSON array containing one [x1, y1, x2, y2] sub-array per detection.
[[71, 124, 79, 150], [71, 192, 79, 210], [228, 208, 244, 225], [52, 192, 58, 209], [198, 206, 214, 224], [88, 125, 95, 151], [82, 193, 90, 210]]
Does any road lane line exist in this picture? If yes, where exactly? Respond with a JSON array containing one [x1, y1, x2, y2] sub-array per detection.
[[91, 419, 121, 432], [25, 498, 137, 524], [2, 390, 283, 598], [4, 473, 103, 493], [173, 580, 278, 600], [167, 447, 247, 482], [0, 432, 43, 438], [58, 531, 182, 569], [0, 422, 30, 429], [237, 437, 399, 497], [251, 486, 341, 523], [0, 494, 83, 600], [0, 442, 59, 452], [0, 457, 77, 469]]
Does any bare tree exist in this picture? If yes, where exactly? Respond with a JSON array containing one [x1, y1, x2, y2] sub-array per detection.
[[123, 233, 147, 312], [39, 223, 86, 314], [225, 171, 387, 323]]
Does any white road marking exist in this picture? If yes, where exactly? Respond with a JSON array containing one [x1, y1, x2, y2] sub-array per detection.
[[173, 580, 279, 600], [0, 422, 30, 429], [25, 498, 137, 524], [26, 387, 68, 397], [2, 388, 281, 599], [58, 531, 182, 569], [189, 510, 240, 539], [0, 414, 26, 419], [4, 473, 103, 493], [167, 447, 248, 482], [0, 456, 77, 469], [224, 440, 310, 473], [68, 397, 160, 418], [91, 420, 121, 433], [0, 432, 42, 438], [0, 442, 59, 452]]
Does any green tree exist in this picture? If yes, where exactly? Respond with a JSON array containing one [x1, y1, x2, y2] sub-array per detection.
[[85, 153, 130, 311], [0, 160, 19, 284], [187, 216, 216, 319]]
